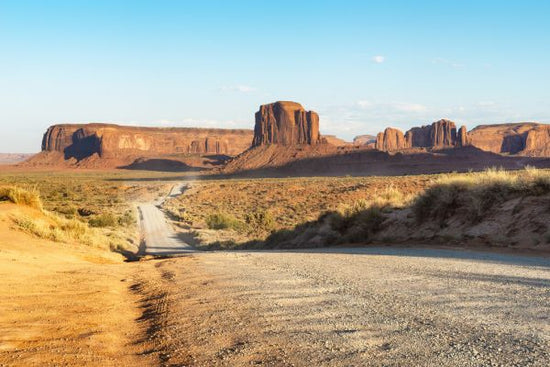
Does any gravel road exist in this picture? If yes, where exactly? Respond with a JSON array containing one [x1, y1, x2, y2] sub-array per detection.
[[138, 183, 194, 256], [133, 247, 550, 366]]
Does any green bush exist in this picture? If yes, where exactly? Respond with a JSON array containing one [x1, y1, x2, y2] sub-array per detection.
[[245, 210, 275, 232], [206, 212, 245, 231], [89, 213, 118, 228], [118, 210, 135, 226]]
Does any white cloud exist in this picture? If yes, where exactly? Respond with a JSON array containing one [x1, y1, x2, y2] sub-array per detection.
[[218, 85, 257, 93], [372, 55, 385, 64]]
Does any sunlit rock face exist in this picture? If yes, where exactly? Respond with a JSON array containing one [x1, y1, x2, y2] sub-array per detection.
[[252, 101, 321, 146], [375, 128, 408, 151], [41, 123, 254, 160], [468, 123, 550, 156]]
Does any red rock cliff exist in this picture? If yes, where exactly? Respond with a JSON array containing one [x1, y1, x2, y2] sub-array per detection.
[[375, 128, 408, 151], [404, 119, 459, 148], [377, 119, 467, 151], [375, 120, 549, 156], [468, 123, 550, 156], [252, 101, 321, 146], [41, 123, 254, 160]]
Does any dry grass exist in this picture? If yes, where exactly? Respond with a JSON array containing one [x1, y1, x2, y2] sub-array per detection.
[[413, 167, 550, 223], [165, 175, 432, 241], [183, 168, 550, 249], [10, 212, 123, 250], [0, 171, 173, 252], [1, 185, 126, 251], [206, 212, 245, 231], [0, 185, 42, 210]]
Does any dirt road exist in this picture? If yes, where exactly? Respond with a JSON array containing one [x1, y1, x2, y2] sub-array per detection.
[[134, 247, 550, 366], [138, 183, 194, 256]]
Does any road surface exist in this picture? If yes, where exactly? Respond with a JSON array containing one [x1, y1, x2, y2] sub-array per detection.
[[138, 183, 194, 256], [133, 247, 550, 366], [134, 183, 549, 365]]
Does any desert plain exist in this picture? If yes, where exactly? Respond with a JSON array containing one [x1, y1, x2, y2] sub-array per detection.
[[2, 100, 550, 366]]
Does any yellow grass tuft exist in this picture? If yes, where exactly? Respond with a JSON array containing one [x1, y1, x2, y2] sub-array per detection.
[[11, 211, 128, 251], [0, 185, 42, 210]]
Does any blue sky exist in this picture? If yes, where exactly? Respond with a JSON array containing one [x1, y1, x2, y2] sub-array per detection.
[[1, 0, 549, 152]]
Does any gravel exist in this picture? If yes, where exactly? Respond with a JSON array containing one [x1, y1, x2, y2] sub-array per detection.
[[134, 247, 550, 366]]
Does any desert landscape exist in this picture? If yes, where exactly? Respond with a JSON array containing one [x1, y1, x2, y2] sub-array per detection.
[[2, 1, 550, 366], [1, 99, 549, 366]]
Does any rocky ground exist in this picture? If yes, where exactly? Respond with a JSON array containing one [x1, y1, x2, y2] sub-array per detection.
[[132, 247, 550, 366]]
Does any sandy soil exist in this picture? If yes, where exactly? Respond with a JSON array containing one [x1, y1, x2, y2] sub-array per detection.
[[132, 248, 550, 366], [0, 204, 155, 367]]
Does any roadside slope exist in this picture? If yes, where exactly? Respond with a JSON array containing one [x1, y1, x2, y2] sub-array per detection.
[[0, 203, 155, 366]]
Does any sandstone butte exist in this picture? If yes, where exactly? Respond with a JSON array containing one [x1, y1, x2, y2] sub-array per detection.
[[468, 123, 550, 157], [222, 101, 341, 173], [252, 101, 322, 146], [37, 123, 254, 164], [375, 120, 550, 156], [376, 119, 468, 151]]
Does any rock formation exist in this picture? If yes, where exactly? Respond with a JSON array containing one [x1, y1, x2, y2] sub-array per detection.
[[252, 101, 321, 146], [468, 123, 550, 156], [375, 128, 407, 151], [375, 119, 549, 156], [376, 119, 470, 151], [39, 123, 254, 162], [403, 119, 459, 148], [457, 125, 468, 147]]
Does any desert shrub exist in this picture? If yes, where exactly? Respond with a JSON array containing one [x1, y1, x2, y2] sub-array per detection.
[[339, 205, 386, 243], [262, 202, 387, 248], [89, 213, 118, 228], [0, 185, 42, 210], [413, 167, 550, 223], [244, 210, 275, 232], [206, 212, 245, 231], [118, 210, 135, 227], [56, 205, 78, 217], [371, 185, 409, 208]]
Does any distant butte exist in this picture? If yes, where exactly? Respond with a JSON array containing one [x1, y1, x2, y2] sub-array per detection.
[[252, 101, 322, 146], [22, 104, 550, 172], [374, 120, 549, 156], [26, 123, 254, 169]]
